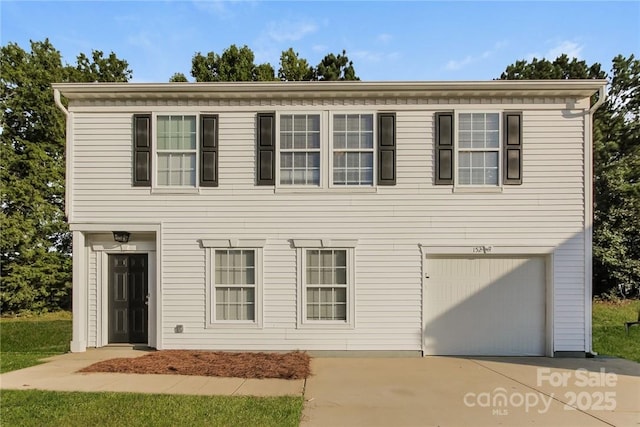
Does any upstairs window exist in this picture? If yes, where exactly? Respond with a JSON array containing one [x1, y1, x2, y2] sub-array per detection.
[[157, 115, 197, 187], [434, 111, 522, 187], [457, 113, 499, 186], [332, 114, 374, 186], [257, 112, 396, 188], [280, 114, 321, 186], [132, 114, 218, 188]]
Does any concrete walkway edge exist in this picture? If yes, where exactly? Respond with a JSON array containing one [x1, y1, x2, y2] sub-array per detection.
[[2, 349, 638, 426]]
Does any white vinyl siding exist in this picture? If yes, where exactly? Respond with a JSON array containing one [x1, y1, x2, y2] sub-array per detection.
[[71, 95, 589, 353]]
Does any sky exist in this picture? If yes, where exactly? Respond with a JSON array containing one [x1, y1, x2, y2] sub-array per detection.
[[1, 1, 639, 82]]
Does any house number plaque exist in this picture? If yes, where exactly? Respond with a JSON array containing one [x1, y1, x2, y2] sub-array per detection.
[[472, 245, 493, 254]]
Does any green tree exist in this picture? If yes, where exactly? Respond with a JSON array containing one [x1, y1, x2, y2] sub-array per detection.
[[169, 72, 189, 82], [254, 63, 277, 82], [191, 51, 220, 82], [187, 45, 359, 82], [500, 54, 605, 80], [0, 39, 131, 313], [190, 45, 275, 82], [592, 55, 639, 296], [1, 40, 69, 313], [70, 50, 131, 82], [278, 48, 315, 81], [316, 50, 358, 81], [500, 54, 640, 297], [217, 45, 256, 81]]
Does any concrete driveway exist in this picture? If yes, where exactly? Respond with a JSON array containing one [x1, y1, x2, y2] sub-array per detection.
[[2, 349, 638, 426], [301, 356, 640, 427]]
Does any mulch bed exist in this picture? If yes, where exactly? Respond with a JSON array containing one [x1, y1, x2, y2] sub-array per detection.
[[79, 350, 311, 380]]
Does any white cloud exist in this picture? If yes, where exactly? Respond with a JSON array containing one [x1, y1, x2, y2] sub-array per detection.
[[192, 0, 231, 17], [445, 55, 474, 71], [353, 50, 382, 62], [545, 40, 583, 59], [127, 31, 154, 49], [524, 40, 583, 62], [377, 33, 392, 44], [444, 41, 508, 71], [352, 50, 402, 64], [266, 20, 318, 42], [114, 14, 139, 25]]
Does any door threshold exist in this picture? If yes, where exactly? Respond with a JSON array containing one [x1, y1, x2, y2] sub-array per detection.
[[105, 344, 155, 351]]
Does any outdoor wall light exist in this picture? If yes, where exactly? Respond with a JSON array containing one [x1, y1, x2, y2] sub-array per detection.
[[112, 231, 130, 243]]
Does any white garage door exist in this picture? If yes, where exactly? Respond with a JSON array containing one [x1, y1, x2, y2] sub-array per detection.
[[423, 256, 546, 356]]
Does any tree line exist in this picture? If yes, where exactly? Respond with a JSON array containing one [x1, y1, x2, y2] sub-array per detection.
[[1, 39, 637, 313], [170, 46, 358, 82]]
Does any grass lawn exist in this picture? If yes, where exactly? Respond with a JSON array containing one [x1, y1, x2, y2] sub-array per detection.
[[0, 390, 303, 427], [0, 311, 72, 373], [592, 299, 640, 363], [2, 302, 637, 426], [1, 312, 304, 426]]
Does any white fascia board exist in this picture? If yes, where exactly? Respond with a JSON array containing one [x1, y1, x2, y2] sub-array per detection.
[[52, 80, 608, 101]]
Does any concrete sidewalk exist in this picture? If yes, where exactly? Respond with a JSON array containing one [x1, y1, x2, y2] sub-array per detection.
[[2, 349, 638, 426], [0, 348, 304, 397], [301, 356, 640, 427]]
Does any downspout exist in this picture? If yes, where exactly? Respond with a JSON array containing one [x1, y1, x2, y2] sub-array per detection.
[[418, 243, 425, 356], [53, 88, 67, 115], [589, 84, 606, 113], [53, 88, 72, 221], [584, 84, 607, 356], [54, 88, 86, 352]]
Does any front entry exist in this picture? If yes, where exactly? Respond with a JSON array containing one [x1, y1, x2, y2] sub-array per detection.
[[108, 254, 148, 344]]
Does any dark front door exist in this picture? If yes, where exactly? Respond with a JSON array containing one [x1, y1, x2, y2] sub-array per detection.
[[108, 254, 148, 344]]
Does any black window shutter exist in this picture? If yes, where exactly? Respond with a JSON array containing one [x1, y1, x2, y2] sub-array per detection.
[[256, 113, 275, 185], [503, 112, 523, 185], [200, 114, 219, 187], [378, 112, 396, 185], [435, 112, 454, 185], [133, 114, 151, 187]]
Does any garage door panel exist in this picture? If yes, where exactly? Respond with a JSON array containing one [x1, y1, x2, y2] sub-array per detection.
[[424, 257, 545, 356]]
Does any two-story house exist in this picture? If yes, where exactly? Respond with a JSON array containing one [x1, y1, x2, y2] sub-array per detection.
[[53, 80, 606, 356]]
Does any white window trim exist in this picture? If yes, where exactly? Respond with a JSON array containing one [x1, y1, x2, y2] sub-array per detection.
[[203, 239, 265, 328], [152, 112, 200, 190], [274, 110, 378, 192], [276, 112, 324, 188], [329, 112, 377, 189], [454, 111, 502, 189], [292, 239, 357, 329]]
